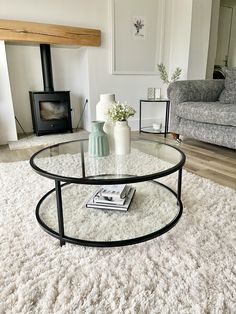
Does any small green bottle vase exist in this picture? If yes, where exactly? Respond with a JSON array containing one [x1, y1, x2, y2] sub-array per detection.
[[89, 121, 110, 157]]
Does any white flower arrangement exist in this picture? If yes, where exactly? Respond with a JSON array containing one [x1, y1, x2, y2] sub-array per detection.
[[108, 102, 136, 122]]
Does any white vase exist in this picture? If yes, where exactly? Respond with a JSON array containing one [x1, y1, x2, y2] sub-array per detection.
[[114, 120, 131, 155], [96, 94, 116, 151], [161, 86, 168, 99]]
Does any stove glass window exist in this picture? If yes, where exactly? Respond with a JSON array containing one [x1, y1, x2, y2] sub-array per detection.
[[39, 101, 68, 120]]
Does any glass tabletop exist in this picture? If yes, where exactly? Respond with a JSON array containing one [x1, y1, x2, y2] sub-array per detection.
[[30, 139, 185, 184]]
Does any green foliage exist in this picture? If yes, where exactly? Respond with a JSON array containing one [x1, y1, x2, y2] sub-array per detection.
[[108, 102, 136, 122], [170, 67, 182, 82], [157, 63, 169, 84], [157, 63, 182, 84]]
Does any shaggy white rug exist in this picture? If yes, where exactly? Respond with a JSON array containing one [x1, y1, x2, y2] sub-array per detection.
[[8, 130, 88, 150], [0, 156, 236, 313]]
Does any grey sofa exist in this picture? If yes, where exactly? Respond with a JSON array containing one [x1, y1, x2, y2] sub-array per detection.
[[167, 79, 236, 149]]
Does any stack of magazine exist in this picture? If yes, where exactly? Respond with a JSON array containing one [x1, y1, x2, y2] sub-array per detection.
[[86, 184, 136, 211]]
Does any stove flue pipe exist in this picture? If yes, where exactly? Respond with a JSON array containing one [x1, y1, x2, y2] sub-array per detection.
[[40, 44, 54, 92]]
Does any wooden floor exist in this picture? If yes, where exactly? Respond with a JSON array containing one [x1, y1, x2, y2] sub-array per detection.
[[0, 132, 235, 190], [137, 132, 236, 190]]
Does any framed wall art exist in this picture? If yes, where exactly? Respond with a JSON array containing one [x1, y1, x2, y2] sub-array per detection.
[[110, 0, 165, 75]]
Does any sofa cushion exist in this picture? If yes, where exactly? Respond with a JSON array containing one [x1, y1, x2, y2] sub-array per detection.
[[176, 101, 236, 127], [219, 68, 236, 104]]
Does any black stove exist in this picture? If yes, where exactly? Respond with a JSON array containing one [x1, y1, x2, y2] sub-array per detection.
[[29, 44, 72, 136]]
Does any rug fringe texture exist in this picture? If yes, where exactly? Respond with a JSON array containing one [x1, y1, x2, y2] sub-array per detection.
[[0, 158, 235, 313]]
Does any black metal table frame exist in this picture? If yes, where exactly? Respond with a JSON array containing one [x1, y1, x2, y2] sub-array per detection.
[[139, 99, 170, 138], [30, 139, 185, 248]]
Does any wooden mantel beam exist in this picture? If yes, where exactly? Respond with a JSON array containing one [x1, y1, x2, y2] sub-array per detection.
[[0, 19, 101, 47]]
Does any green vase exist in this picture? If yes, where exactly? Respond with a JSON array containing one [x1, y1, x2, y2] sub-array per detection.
[[89, 121, 110, 157]]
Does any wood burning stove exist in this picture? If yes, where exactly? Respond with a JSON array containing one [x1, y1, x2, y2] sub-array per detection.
[[29, 91, 72, 136], [29, 44, 73, 136]]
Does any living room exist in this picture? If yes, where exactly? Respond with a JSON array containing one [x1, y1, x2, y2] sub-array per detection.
[[0, 0, 235, 312]]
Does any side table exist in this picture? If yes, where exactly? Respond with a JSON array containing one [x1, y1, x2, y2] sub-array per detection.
[[139, 98, 170, 138]]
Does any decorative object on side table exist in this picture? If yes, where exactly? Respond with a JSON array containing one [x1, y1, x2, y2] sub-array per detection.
[[96, 94, 116, 151], [108, 102, 136, 155], [153, 120, 162, 131], [88, 121, 109, 157], [157, 63, 182, 98], [147, 88, 161, 100]]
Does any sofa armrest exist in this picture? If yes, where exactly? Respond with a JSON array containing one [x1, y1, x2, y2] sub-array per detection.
[[167, 79, 225, 103], [167, 79, 225, 133]]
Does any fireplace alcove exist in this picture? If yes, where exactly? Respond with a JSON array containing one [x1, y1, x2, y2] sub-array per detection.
[[0, 19, 101, 142]]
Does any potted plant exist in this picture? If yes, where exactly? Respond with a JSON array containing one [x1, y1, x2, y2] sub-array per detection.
[[157, 63, 182, 98], [108, 102, 136, 155]]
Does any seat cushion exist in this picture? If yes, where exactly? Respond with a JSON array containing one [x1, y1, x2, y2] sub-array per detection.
[[219, 68, 236, 104], [176, 101, 236, 127]]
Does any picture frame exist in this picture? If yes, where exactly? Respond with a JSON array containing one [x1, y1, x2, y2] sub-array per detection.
[[110, 0, 165, 75]]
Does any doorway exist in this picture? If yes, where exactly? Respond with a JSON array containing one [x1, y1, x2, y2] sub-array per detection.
[[215, 5, 233, 67], [207, 0, 236, 79]]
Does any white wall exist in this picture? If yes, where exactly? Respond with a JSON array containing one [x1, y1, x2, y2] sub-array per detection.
[[168, 0, 193, 78], [0, 41, 17, 144], [6, 44, 42, 133], [1, 0, 171, 135], [87, 0, 196, 131], [86, 0, 174, 131], [0, 0, 214, 140], [76, 48, 90, 130], [187, 0, 213, 79]]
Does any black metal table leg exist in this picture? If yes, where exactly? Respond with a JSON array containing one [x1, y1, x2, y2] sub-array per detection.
[[177, 168, 182, 200], [80, 142, 85, 178], [167, 101, 170, 133], [164, 101, 170, 138], [55, 180, 65, 246], [139, 100, 142, 133]]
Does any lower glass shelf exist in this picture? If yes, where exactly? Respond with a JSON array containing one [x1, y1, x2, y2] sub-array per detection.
[[141, 126, 164, 134], [37, 180, 182, 246]]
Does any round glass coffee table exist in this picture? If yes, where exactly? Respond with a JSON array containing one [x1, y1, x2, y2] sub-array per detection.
[[30, 139, 186, 247]]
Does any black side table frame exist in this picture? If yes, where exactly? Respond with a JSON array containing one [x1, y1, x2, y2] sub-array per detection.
[[139, 99, 170, 138]]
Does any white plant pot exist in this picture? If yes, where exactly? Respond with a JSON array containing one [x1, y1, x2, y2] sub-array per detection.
[[114, 120, 131, 155], [96, 94, 116, 151], [96, 94, 116, 121], [161, 86, 168, 99]]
